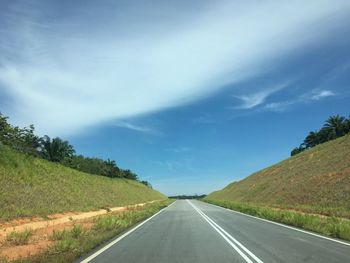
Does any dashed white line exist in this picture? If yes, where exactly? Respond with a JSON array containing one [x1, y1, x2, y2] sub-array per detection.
[[187, 200, 264, 263]]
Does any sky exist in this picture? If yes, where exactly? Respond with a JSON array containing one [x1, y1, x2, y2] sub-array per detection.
[[0, 0, 350, 195]]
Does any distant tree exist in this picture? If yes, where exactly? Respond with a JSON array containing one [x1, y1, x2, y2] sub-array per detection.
[[122, 169, 138, 180], [1, 113, 149, 183], [345, 116, 350, 134], [0, 113, 12, 145], [304, 131, 319, 148], [140, 180, 152, 188], [291, 145, 305, 156], [104, 159, 122, 178], [41, 136, 75, 162], [291, 114, 350, 156], [17, 125, 42, 155], [0, 113, 41, 155], [323, 115, 347, 138]]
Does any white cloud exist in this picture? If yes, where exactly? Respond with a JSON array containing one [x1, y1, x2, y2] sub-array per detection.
[[113, 121, 158, 134], [232, 81, 291, 109], [311, 90, 335, 100], [0, 1, 349, 135], [264, 89, 336, 111]]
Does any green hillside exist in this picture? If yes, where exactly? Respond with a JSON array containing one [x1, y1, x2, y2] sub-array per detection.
[[0, 145, 166, 220], [206, 134, 350, 218]]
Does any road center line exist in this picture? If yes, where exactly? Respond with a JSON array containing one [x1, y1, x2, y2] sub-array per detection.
[[187, 200, 264, 263], [203, 201, 350, 247]]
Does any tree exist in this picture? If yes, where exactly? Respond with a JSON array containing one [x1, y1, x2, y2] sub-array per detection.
[[0, 113, 12, 145], [304, 131, 319, 148], [140, 180, 152, 188], [323, 115, 346, 138], [122, 169, 138, 180], [291, 146, 305, 156], [104, 159, 122, 178], [0, 113, 41, 155], [291, 114, 350, 156], [41, 136, 75, 162]]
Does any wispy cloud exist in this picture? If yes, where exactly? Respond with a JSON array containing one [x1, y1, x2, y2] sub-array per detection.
[[113, 121, 158, 134], [311, 90, 335, 100], [264, 89, 335, 111], [232, 82, 291, 109], [165, 147, 191, 153], [0, 1, 349, 134], [193, 114, 216, 124], [156, 159, 194, 172]]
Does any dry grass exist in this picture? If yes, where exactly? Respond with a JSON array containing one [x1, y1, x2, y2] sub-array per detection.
[[206, 134, 350, 218], [0, 145, 167, 221]]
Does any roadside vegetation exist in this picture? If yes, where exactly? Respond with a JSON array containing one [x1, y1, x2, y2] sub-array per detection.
[[169, 194, 207, 199], [0, 145, 166, 220], [5, 229, 33, 246], [205, 120, 350, 240], [0, 200, 173, 263], [0, 113, 150, 186], [206, 134, 350, 218], [204, 199, 350, 241], [291, 115, 350, 156]]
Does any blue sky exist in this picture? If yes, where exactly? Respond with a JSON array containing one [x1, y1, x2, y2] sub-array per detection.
[[0, 0, 350, 195]]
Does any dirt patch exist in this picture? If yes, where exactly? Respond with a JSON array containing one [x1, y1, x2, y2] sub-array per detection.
[[1, 240, 54, 261], [0, 200, 161, 261], [0, 200, 159, 238]]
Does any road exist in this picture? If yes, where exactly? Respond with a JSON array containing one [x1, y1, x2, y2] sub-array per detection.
[[79, 200, 350, 263]]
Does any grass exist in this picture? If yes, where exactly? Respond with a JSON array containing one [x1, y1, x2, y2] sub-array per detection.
[[49, 229, 68, 241], [204, 199, 350, 241], [206, 134, 350, 219], [0, 145, 167, 220], [5, 229, 33, 245], [12, 200, 173, 263]]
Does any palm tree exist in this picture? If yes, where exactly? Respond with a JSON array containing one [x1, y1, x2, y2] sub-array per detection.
[[41, 136, 75, 162], [304, 131, 319, 148], [323, 115, 346, 138]]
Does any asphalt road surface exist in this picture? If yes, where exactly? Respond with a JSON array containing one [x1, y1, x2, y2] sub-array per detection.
[[78, 200, 350, 263]]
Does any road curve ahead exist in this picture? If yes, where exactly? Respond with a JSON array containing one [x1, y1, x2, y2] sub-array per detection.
[[78, 200, 350, 263]]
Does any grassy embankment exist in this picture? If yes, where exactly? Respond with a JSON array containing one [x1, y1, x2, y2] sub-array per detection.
[[205, 135, 350, 240], [0, 145, 167, 221]]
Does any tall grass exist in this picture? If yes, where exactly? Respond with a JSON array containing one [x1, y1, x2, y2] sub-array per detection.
[[204, 199, 350, 241]]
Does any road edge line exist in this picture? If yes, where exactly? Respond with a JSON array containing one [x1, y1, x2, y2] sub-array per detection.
[[199, 200, 350, 247], [80, 200, 176, 263]]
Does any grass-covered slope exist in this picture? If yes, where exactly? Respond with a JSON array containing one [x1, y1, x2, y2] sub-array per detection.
[[206, 135, 350, 218], [0, 145, 166, 220]]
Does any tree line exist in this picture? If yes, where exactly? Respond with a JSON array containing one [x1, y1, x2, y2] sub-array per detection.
[[168, 194, 207, 199], [0, 113, 151, 187], [291, 115, 350, 156]]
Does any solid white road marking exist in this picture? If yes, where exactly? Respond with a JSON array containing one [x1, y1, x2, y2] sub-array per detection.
[[188, 200, 264, 263], [201, 201, 350, 247], [80, 201, 176, 263]]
